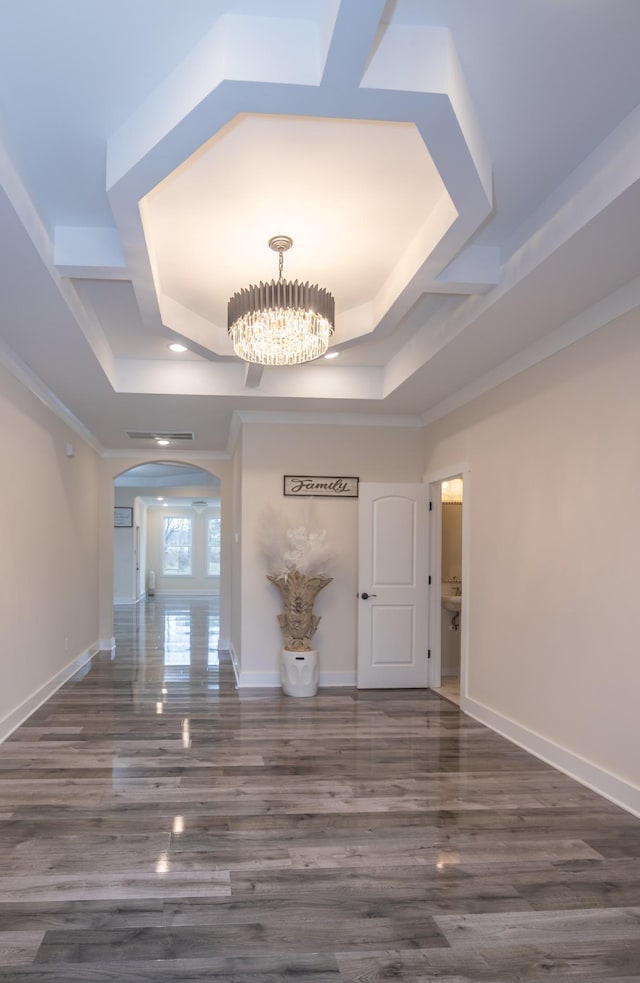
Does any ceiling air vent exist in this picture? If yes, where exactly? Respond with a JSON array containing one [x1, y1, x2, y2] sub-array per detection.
[[126, 431, 195, 441]]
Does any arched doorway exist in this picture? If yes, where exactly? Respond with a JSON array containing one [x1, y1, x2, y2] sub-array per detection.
[[113, 462, 221, 604]]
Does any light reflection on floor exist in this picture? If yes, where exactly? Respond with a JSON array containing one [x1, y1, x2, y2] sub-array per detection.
[[113, 594, 227, 704]]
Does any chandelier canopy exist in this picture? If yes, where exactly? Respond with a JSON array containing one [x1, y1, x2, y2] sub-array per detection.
[[227, 236, 335, 366]]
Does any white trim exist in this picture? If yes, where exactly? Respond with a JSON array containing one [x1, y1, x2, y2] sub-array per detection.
[[0, 643, 100, 743], [0, 336, 104, 453], [425, 463, 471, 700], [427, 487, 442, 689], [100, 637, 116, 652], [102, 448, 231, 460], [234, 409, 424, 428], [227, 646, 240, 687], [238, 670, 281, 688], [227, 411, 243, 456], [229, 406, 402, 456], [464, 696, 640, 820], [459, 470, 471, 705], [236, 669, 357, 688], [423, 462, 471, 485], [421, 276, 640, 428], [152, 588, 219, 597]]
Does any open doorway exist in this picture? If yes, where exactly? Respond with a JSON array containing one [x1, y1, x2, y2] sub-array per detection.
[[435, 476, 463, 704], [113, 463, 221, 605], [427, 470, 467, 707]]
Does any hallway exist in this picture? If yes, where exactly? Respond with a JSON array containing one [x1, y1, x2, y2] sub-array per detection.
[[1, 596, 640, 980]]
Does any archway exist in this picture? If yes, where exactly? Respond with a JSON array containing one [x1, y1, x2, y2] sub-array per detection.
[[113, 462, 221, 604]]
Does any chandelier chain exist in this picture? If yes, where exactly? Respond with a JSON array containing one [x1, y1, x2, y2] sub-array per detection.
[[268, 235, 293, 284]]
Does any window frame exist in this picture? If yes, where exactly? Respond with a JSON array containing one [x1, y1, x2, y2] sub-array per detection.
[[162, 515, 193, 576], [207, 514, 221, 577]]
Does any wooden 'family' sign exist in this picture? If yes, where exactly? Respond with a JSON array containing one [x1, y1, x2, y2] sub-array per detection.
[[283, 475, 359, 498]]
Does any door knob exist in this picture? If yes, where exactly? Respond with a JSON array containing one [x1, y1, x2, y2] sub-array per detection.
[[360, 592, 377, 600]]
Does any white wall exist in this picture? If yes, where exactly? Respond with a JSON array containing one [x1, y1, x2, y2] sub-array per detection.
[[423, 309, 640, 809], [237, 422, 425, 685], [113, 491, 137, 602], [112, 493, 149, 603], [0, 360, 100, 739]]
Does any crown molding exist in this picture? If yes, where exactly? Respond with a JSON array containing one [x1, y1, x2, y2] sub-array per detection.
[[101, 447, 231, 460], [233, 409, 425, 428], [421, 274, 640, 428], [0, 336, 104, 454]]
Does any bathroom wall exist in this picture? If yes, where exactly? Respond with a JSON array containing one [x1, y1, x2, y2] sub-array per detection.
[[441, 500, 462, 676], [441, 501, 462, 583]]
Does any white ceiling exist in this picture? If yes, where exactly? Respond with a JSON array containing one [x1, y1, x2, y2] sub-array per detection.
[[1, 0, 640, 455]]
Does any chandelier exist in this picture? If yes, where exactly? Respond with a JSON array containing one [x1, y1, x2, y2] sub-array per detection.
[[227, 236, 335, 366]]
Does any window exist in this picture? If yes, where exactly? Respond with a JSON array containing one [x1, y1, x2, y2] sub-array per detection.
[[163, 516, 192, 575], [207, 516, 221, 576]]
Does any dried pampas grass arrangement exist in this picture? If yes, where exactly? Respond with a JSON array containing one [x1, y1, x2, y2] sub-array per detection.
[[260, 505, 335, 651], [259, 505, 335, 577]]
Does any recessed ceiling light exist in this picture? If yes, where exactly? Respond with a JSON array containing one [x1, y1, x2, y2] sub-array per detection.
[[324, 351, 340, 359], [168, 343, 188, 353], [157, 496, 164, 501], [156, 438, 170, 446]]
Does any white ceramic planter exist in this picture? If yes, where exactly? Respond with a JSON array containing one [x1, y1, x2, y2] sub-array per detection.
[[280, 649, 319, 697]]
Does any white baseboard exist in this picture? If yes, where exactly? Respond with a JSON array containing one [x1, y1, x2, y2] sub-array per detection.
[[152, 589, 220, 597], [238, 670, 281, 688], [463, 695, 640, 819], [320, 671, 356, 686], [0, 643, 99, 743], [100, 637, 116, 652], [236, 668, 357, 689]]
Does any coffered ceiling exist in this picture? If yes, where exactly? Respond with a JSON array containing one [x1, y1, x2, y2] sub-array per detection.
[[1, 0, 640, 454]]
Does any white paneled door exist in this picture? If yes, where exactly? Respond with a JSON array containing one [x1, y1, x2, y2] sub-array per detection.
[[357, 483, 429, 688]]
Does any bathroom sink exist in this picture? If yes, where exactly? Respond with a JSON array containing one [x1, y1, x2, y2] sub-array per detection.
[[441, 594, 462, 613]]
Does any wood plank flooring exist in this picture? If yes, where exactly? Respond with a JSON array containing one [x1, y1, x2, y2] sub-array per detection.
[[1, 595, 640, 981]]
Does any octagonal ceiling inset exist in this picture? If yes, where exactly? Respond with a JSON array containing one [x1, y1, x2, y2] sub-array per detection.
[[97, 5, 492, 395], [140, 113, 452, 358]]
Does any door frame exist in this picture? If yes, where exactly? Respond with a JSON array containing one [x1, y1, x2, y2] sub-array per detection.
[[425, 463, 471, 704]]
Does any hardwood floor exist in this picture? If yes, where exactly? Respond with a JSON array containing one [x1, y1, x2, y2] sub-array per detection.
[[1, 595, 640, 981]]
